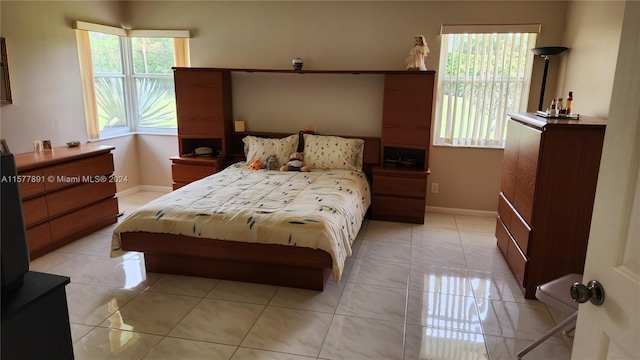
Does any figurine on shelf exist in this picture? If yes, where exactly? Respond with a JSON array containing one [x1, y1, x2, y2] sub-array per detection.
[[406, 35, 429, 71]]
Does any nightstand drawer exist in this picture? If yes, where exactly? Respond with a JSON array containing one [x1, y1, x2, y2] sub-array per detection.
[[372, 195, 425, 224], [171, 163, 219, 183], [373, 175, 427, 198]]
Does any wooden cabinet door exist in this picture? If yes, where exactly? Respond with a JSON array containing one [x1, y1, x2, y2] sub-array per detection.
[[513, 123, 541, 225], [381, 74, 433, 149], [174, 70, 231, 137], [499, 119, 522, 201]]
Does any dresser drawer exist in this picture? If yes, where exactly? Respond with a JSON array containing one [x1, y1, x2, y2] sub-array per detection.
[[50, 197, 118, 242], [26, 222, 52, 253], [172, 163, 219, 183], [495, 218, 509, 258], [372, 195, 425, 224], [18, 169, 45, 199], [373, 175, 427, 198], [43, 153, 114, 192], [496, 217, 527, 286], [22, 196, 49, 227], [506, 232, 528, 287], [497, 192, 531, 255], [46, 181, 117, 218]]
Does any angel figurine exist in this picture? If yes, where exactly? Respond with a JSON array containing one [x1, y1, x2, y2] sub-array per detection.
[[406, 35, 429, 71]]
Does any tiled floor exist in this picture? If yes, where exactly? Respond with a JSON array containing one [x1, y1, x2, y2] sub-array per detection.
[[30, 191, 574, 360]]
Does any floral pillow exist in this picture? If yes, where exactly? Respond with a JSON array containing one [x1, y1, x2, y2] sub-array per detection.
[[303, 134, 365, 171], [242, 134, 299, 168]]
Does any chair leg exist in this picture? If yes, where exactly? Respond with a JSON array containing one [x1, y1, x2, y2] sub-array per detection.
[[516, 312, 578, 359], [562, 325, 576, 336]]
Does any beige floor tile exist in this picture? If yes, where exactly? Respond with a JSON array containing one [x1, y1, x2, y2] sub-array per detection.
[[319, 315, 404, 360], [336, 282, 406, 322], [91, 256, 162, 290], [67, 284, 139, 326], [147, 274, 219, 297], [100, 291, 200, 335], [404, 325, 488, 360], [169, 298, 264, 345], [408, 265, 473, 296], [406, 290, 483, 333], [241, 306, 333, 357], [421, 212, 458, 231], [347, 257, 410, 289], [29, 251, 78, 272], [70, 323, 94, 343], [269, 280, 345, 313], [231, 347, 316, 360], [477, 299, 566, 344], [411, 242, 467, 269], [72, 327, 162, 360], [363, 220, 413, 243], [484, 334, 571, 360], [356, 239, 411, 263], [142, 337, 236, 360], [48, 254, 124, 284], [206, 280, 279, 304]]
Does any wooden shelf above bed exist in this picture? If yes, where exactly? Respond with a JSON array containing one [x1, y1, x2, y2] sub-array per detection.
[[173, 67, 436, 76]]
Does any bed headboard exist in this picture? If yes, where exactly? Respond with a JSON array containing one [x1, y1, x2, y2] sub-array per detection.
[[228, 131, 381, 175]]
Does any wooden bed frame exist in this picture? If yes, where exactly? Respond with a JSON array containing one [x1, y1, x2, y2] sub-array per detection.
[[120, 133, 380, 290]]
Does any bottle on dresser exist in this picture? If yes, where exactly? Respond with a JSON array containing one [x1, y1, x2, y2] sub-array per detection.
[[557, 98, 565, 115], [566, 91, 573, 114], [549, 98, 557, 116]]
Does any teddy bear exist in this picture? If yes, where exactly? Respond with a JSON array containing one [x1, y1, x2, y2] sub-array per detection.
[[280, 152, 310, 172]]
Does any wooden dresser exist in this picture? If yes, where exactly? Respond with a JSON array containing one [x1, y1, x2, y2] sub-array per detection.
[[496, 112, 606, 299], [14, 145, 119, 259]]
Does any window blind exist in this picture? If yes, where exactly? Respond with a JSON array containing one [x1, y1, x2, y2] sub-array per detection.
[[434, 25, 539, 148]]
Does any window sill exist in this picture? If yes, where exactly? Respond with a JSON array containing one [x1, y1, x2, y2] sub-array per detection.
[[433, 143, 505, 150], [88, 131, 177, 143]]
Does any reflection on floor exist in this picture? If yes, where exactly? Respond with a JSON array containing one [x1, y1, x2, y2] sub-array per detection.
[[30, 190, 574, 359]]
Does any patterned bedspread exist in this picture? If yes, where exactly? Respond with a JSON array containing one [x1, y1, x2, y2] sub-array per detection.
[[111, 162, 371, 282]]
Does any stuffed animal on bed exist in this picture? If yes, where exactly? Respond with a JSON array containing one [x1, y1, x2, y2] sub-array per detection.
[[248, 159, 265, 170], [280, 152, 310, 172], [265, 155, 277, 170]]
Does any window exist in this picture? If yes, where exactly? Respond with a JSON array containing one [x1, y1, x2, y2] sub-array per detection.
[[74, 21, 190, 139], [434, 24, 540, 148]]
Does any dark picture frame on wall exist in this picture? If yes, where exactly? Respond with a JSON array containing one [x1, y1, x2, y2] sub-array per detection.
[[1, 38, 12, 104]]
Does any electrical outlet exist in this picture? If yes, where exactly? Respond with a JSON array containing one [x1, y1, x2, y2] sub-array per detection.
[[431, 183, 439, 193]]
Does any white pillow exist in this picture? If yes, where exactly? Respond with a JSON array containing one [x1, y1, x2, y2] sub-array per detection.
[[242, 134, 299, 168], [303, 134, 365, 171]]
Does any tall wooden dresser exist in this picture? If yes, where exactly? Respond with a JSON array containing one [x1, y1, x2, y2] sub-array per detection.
[[496, 112, 606, 299], [372, 72, 435, 224], [15, 145, 119, 259]]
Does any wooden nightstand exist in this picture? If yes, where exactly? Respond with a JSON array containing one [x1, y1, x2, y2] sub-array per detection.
[[372, 166, 429, 224], [170, 156, 228, 190]]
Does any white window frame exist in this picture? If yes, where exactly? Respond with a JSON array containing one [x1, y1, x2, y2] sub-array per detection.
[[434, 24, 540, 148], [73, 21, 190, 140]]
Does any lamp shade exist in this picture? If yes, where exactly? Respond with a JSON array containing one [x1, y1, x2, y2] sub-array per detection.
[[531, 46, 568, 57]]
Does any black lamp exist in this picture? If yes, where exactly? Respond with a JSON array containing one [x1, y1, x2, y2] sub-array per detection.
[[531, 46, 568, 111]]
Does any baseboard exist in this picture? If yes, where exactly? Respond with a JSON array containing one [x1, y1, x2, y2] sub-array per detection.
[[116, 185, 171, 198], [116, 185, 141, 198], [139, 185, 172, 193], [425, 206, 497, 218]]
